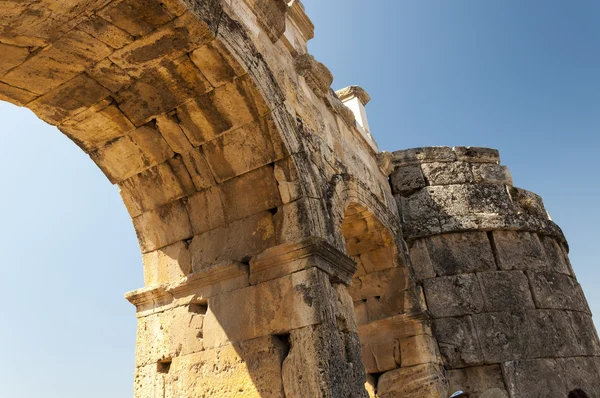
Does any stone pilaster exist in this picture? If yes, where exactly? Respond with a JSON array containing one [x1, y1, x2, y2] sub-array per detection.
[[127, 238, 368, 398], [392, 146, 600, 398]]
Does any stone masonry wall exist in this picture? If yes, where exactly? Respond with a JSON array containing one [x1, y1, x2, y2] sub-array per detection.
[[391, 146, 600, 398]]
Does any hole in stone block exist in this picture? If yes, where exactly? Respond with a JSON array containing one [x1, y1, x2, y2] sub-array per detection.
[[157, 359, 172, 374], [273, 333, 291, 359], [189, 303, 208, 315], [268, 207, 279, 215]]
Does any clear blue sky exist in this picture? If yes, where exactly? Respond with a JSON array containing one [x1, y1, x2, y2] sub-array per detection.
[[0, 1, 598, 396]]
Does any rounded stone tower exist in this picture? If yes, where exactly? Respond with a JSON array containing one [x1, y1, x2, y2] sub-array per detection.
[[390, 146, 600, 397]]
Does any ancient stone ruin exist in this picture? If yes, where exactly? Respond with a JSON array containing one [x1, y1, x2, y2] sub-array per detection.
[[1, 0, 598, 397]]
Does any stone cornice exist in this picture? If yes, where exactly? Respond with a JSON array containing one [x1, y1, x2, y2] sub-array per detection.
[[250, 237, 357, 285], [288, 0, 315, 42], [336, 86, 371, 105]]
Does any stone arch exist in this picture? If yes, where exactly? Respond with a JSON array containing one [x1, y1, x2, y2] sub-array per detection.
[[336, 178, 448, 397]]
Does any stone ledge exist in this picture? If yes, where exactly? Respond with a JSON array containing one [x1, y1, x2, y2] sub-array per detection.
[[249, 237, 357, 285], [393, 146, 500, 167]]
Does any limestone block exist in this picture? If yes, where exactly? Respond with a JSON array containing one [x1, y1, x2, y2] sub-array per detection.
[[119, 161, 195, 217], [478, 271, 535, 312], [76, 14, 133, 49], [502, 358, 567, 398], [424, 274, 486, 318], [377, 363, 448, 398], [97, 0, 182, 37], [28, 73, 110, 125], [133, 199, 193, 253], [91, 124, 174, 183], [282, 323, 368, 398], [390, 164, 426, 195], [0, 81, 38, 106], [0, 42, 30, 76], [190, 39, 246, 87], [420, 161, 474, 186], [155, 113, 193, 154], [465, 184, 512, 214], [408, 239, 436, 280], [186, 187, 226, 235], [539, 235, 571, 274], [424, 232, 496, 276], [454, 147, 500, 164], [188, 211, 276, 269], [176, 74, 270, 146], [508, 187, 548, 219], [110, 12, 214, 77], [448, 365, 506, 398], [472, 163, 513, 185], [527, 271, 588, 312], [59, 100, 135, 152], [568, 311, 600, 356], [360, 336, 400, 374], [165, 337, 287, 397], [525, 310, 583, 358], [557, 356, 600, 396], [473, 311, 529, 363], [203, 268, 328, 347], [399, 185, 468, 221], [242, 0, 288, 42], [294, 54, 333, 98], [142, 241, 191, 286], [349, 267, 410, 301], [203, 114, 286, 182], [480, 389, 509, 398], [272, 198, 329, 247], [399, 334, 442, 367], [87, 59, 133, 93], [116, 55, 213, 126], [492, 231, 547, 271], [1, 30, 112, 94], [181, 148, 216, 190], [135, 304, 205, 367], [359, 246, 403, 273], [220, 165, 282, 222], [393, 146, 456, 166], [359, 288, 421, 325], [433, 316, 484, 368]]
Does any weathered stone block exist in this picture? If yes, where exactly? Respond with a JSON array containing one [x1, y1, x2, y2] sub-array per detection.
[[220, 165, 282, 222], [186, 187, 226, 235], [557, 356, 600, 396], [142, 240, 191, 286], [492, 230, 547, 271], [116, 56, 213, 126], [472, 163, 513, 185], [408, 239, 436, 280], [525, 309, 580, 358], [87, 59, 133, 93], [424, 232, 496, 276], [454, 147, 500, 164], [399, 333, 442, 367], [190, 39, 246, 87], [176, 74, 270, 146], [97, 0, 182, 37], [1, 30, 112, 94], [390, 164, 426, 195], [349, 267, 410, 302], [120, 161, 195, 217], [433, 316, 484, 368], [421, 161, 474, 186], [447, 365, 506, 398], [424, 274, 485, 318], [393, 146, 456, 166], [527, 271, 588, 312], [29, 73, 110, 125], [181, 148, 216, 191], [377, 363, 448, 398], [203, 114, 286, 182], [0, 81, 38, 106], [155, 113, 194, 154], [502, 358, 566, 398], [465, 184, 512, 214], [0, 42, 30, 76], [60, 100, 135, 152], [110, 12, 214, 77], [478, 271, 535, 312], [77, 14, 133, 49], [133, 199, 193, 253], [91, 124, 174, 183], [568, 311, 600, 356], [539, 235, 571, 274], [473, 311, 529, 363]]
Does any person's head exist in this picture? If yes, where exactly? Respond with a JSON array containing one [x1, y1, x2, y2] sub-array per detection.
[[568, 389, 589, 398]]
